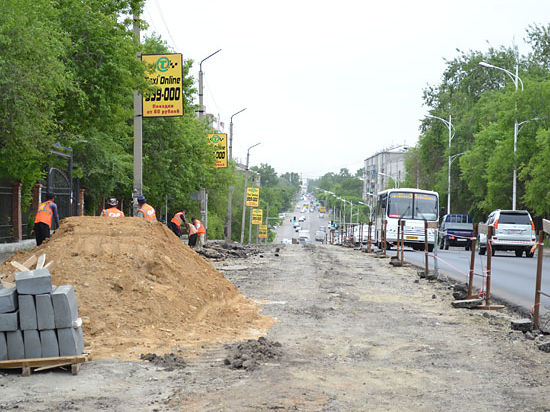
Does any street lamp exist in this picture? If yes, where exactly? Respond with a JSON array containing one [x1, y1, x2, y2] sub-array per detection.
[[225, 107, 247, 243], [427, 114, 455, 213], [377, 172, 399, 188], [479, 61, 523, 210], [198, 49, 222, 121], [240, 142, 261, 244]]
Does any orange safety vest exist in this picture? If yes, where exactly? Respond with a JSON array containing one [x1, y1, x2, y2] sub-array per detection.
[[187, 222, 198, 235], [101, 207, 125, 218], [35, 200, 53, 226], [137, 203, 157, 222], [194, 220, 206, 235], [170, 212, 185, 227]]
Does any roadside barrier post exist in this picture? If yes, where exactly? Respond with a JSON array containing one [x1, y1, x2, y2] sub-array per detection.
[[533, 219, 550, 329], [424, 220, 429, 277], [383, 220, 388, 257], [467, 224, 478, 299], [400, 220, 405, 265], [477, 224, 503, 310], [367, 222, 372, 253], [396, 220, 401, 259], [359, 222, 364, 250]]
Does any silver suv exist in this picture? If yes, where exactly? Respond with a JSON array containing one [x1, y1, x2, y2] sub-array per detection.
[[478, 210, 536, 257]]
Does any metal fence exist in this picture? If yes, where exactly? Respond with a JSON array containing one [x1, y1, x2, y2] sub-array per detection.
[[0, 185, 13, 243]]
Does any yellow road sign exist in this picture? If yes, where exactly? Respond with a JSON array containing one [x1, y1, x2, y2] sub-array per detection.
[[246, 187, 260, 207], [252, 208, 263, 225], [259, 225, 268, 239], [207, 133, 227, 168], [320, 206, 326, 213], [142, 54, 183, 117]]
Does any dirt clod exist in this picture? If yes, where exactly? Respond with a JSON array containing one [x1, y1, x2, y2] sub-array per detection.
[[140, 353, 187, 370], [224, 337, 282, 370]]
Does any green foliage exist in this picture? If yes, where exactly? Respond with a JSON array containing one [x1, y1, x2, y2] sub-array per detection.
[[408, 25, 550, 221]]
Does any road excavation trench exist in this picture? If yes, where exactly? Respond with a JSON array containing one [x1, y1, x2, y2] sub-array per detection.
[[1, 243, 550, 411]]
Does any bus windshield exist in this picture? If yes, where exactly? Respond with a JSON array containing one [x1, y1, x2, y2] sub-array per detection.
[[387, 192, 438, 221]]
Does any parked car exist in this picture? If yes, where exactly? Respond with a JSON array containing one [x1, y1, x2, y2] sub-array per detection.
[[440, 214, 474, 250], [478, 210, 536, 257], [314, 230, 325, 242]]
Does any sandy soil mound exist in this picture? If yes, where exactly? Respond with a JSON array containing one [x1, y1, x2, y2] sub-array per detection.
[[0, 217, 274, 359]]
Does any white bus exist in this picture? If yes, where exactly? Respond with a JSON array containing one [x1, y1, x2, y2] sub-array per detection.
[[374, 188, 439, 252]]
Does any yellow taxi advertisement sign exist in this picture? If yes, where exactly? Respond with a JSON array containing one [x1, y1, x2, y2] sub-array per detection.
[[259, 225, 268, 239], [252, 208, 263, 225], [207, 133, 227, 168], [246, 187, 260, 207], [142, 54, 183, 117]]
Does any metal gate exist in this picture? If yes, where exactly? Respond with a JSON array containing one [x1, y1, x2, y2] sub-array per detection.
[[41, 167, 73, 230], [0, 184, 13, 242]]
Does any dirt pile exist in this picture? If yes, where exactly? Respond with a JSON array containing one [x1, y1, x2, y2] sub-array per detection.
[[223, 337, 282, 370], [198, 241, 262, 260], [0, 217, 274, 359], [140, 352, 187, 370]]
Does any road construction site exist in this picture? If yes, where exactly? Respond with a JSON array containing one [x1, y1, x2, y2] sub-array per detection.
[[1, 216, 550, 411]]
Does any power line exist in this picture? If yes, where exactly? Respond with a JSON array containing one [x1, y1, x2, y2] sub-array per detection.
[[154, 0, 179, 50]]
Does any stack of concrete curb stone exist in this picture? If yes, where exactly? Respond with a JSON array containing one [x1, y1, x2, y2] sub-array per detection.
[[0, 268, 84, 360]]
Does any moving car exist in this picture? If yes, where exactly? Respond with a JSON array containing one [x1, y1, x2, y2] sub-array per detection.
[[314, 230, 325, 242], [478, 210, 536, 257], [298, 229, 311, 244], [298, 216, 306, 222], [440, 214, 474, 250]]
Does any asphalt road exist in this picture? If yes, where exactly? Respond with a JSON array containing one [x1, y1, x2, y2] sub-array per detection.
[[395, 244, 550, 314], [276, 197, 550, 316]]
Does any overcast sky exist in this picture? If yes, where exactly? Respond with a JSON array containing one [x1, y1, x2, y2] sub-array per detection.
[[143, 0, 550, 178]]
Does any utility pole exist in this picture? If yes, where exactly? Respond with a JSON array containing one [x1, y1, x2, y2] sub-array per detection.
[[198, 49, 221, 231], [240, 143, 260, 244], [226, 108, 246, 243], [132, 13, 142, 214]]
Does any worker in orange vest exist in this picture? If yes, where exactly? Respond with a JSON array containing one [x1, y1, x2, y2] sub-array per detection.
[[136, 195, 157, 222], [34, 193, 60, 246], [187, 217, 198, 247], [192, 217, 207, 249], [168, 209, 187, 237], [100, 198, 125, 218]]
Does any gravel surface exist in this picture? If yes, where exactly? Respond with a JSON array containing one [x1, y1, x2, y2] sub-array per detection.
[[1, 243, 550, 411]]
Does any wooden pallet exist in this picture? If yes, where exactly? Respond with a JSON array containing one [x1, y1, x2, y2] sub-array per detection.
[[0, 352, 91, 376]]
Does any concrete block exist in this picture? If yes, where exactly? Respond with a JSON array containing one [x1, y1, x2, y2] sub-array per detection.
[[0, 331, 6, 361], [0, 311, 19, 332], [36, 293, 55, 330], [18, 295, 37, 330], [511, 319, 532, 332], [57, 327, 84, 356], [539, 341, 550, 353], [39, 330, 59, 358], [6, 330, 24, 360], [52, 285, 79, 328], [23, 330, 41, 359], [15, 269, 52, 295], [0, 286, 18, 313]]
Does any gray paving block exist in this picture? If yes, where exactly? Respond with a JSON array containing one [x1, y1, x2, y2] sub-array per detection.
[[39, 330, 59, 358], [0, 286, 18, 313], [23, 330, 41, 359], [6, 330, 24, 360], [15, 268, 52, 295], [0, 311, 19, 332], [52, 285, 79, 328], [18, 295, 37, 330], [36, 293, 55, 330], [57, 327, 84, 356], [0, 331, 6, 361]]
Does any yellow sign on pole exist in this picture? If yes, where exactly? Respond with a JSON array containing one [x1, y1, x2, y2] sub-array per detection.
[[259, 225, 268, 239], [142, 54, 183, 117], [252, 209, 263, 225], [320, 206, 326, 213], [246, 187, 260, 207], [207, 133, 227, 168]]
